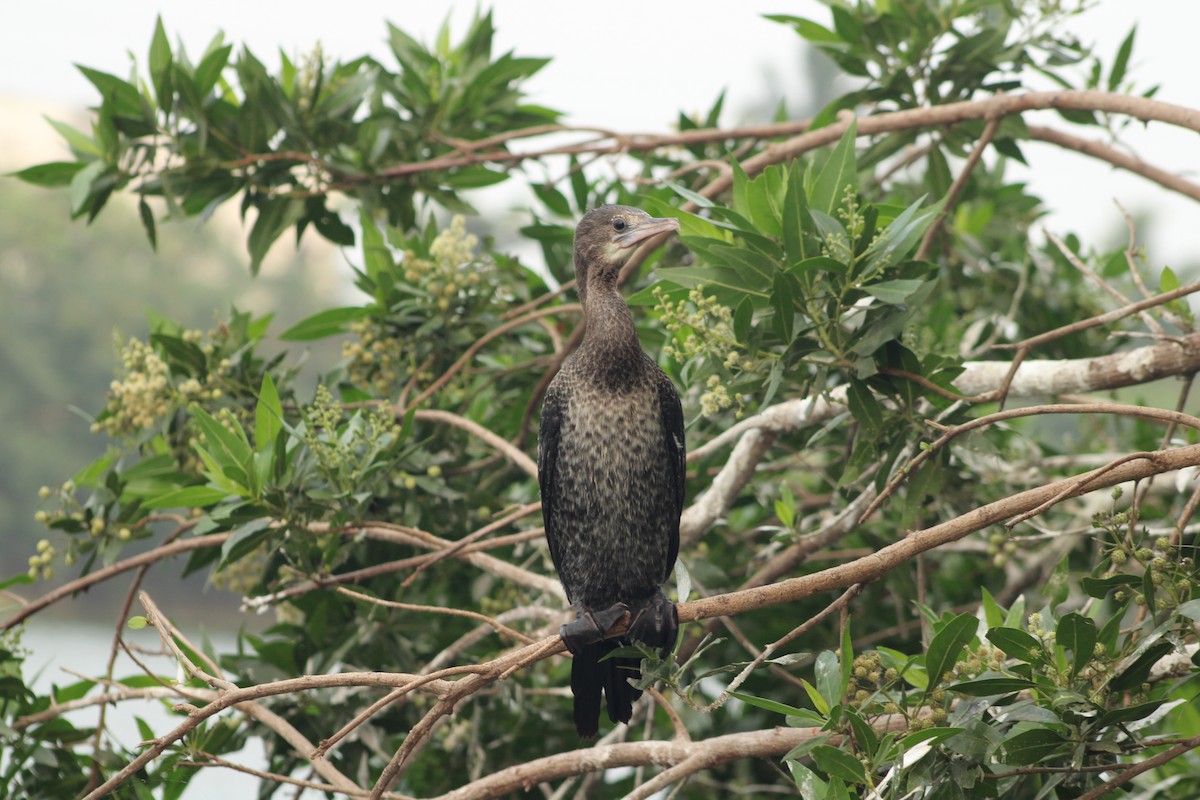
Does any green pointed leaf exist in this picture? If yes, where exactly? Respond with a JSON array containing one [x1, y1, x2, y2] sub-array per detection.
[[810, 118, 857, 215], [69, 160, 105, 215], [255, 373, 283, 455], [142, 485, 231, 510], [1111, 640, 1174, 691], [1097, 700, 1165, 727], [138, 197, 157, 250], [190, 404, 253, 481], [9, 161, 88, 187], [986, 627, 1042, 663], [815, 650, 843, 712], [1001, 728, 1067, 766], [195, 43, 233, 97], [923, 613, 976, 696], [801, 677, 830, 717], [45, 117, 102, 158], [1081, 573, 1140, 598], [248, 197, 303, 275], [950, 677, 1037, 696], [149, 16, 173, 109], [727, 690, 807, 717], [1056, 613, 1097, 678], [280, 306, 371, 341], [1108, 26, 1136, 91], [218, 517, 273, 568], [810, 745, 867, 784], [782, 160, 810, 262], [863, 279, 926, 306]]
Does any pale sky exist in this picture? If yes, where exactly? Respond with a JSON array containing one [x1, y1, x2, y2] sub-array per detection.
[[2, 1, 1198, 266]]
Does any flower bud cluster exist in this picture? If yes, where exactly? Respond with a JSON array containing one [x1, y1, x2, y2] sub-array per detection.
[[92, 334, 228, 438], [344, 215, 493, 395], [654, 285, 745, 417]]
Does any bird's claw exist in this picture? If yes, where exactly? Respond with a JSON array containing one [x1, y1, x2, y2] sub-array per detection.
[[560, 602, 630, 656], [627, 592, 679, 656]]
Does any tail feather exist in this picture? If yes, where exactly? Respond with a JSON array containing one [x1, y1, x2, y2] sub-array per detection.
[[571, 641, 643, 738]]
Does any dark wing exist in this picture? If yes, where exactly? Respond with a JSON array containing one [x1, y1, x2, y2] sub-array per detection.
[[656, 370, 686, 572], [538, 381, 567, 578]]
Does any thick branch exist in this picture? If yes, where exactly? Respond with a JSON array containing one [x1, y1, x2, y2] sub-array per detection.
[[432, 726, 811, 800]]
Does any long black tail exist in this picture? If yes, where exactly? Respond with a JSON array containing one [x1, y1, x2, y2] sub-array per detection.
[[570, 640, 643, 738]]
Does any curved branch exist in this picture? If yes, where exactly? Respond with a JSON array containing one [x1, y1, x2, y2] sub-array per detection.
[[681, 442, 1200, 622], [2, 531, 224, 631], [411, 409, 538, 477], [432, 726, 812, 800], [697, 90, 1200, 201], [1028, 125, 1200, 203]]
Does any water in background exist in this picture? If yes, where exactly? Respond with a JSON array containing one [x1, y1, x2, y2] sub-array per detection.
[[23, 617, 265, 794]]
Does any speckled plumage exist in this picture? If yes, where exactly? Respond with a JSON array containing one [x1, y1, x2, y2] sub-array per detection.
[[538, 205, 685, 738]]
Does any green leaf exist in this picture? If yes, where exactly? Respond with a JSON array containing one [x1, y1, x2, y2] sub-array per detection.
[[218, 517, 272, 568], [843, 708, 877, 758], [1108, 26, 1136, 91], [950, 677, 1037, 696], [809, 118, 857, 216], [142, 485, 230, 510], [899, 727, 965, 751], [1097, 700, 1165, 727], [247, 198, 303, 275], [1176, 599, 1200, 622], [810, 745, 867, 784], [987, 627, 1042, 663], [666, 181, 715, 209], [532, 183, 572, 217], [846, 379, 884, 436], [69, 160, 106, 215], [923, 613, 976, 696], [138, 197, 157, 251], [815, 650, 843, 713], [656, 265, 770, 301], [980, 588, 1005, 629], [1111, 640, 1174, 691], [801, 677, 831, 717], [786, 760, 828, 800], [45, 116, 102, 158], [76, 66, 143, 119], [1081, 573, 1140, 599], [190, 404, 254, 483], [772, 272, 796, 341], [1056, 613, 1097, 678], [127, 616, 149, 630], [280, 306, 371, 341], [727, 690, 808, 717], [782, 160, 811, 262], [1161, 265, 1179, 293], [195, 43, 233, 97], [149, 16, 173, 109], [255, 373, 283, 455], [863, 279, 926, 306], [1001, 728, 1067, 766], [9, 161, 88, 187]]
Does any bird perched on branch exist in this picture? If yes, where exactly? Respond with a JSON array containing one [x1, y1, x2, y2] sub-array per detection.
[[538, 204, 685, 738]]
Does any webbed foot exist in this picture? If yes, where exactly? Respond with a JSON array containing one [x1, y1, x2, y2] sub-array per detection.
[[627, 591, 679, 656], [560, 602, 629, 656]]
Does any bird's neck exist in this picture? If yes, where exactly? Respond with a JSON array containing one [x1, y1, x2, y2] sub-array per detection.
[[580, 281, 641, 357]]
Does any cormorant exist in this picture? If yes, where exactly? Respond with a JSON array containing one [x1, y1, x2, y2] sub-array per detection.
[[538, 205, 685, 738]]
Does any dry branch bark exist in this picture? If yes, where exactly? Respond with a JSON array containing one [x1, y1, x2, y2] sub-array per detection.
[[431, 727, 812, 800]]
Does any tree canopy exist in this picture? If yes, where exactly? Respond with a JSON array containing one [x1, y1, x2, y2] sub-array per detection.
[[5, 3, 1200, 799]]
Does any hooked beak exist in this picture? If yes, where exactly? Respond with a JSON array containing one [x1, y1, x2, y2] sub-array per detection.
[[614, 216, 680, 248]]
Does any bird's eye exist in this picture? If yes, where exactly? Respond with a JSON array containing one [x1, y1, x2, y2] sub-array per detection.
[[612, 218, 627, 232]]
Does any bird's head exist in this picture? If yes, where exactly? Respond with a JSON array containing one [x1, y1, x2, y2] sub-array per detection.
[[573, 205, 679, 300]]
